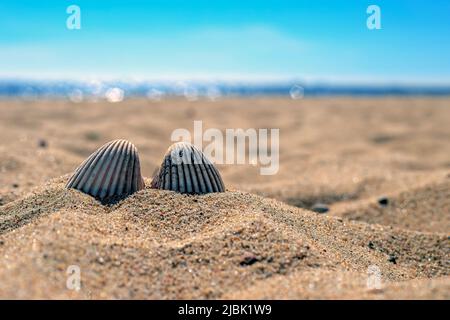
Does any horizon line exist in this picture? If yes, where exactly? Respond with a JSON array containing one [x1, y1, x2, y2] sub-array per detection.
[[1, 74, 450, 87]]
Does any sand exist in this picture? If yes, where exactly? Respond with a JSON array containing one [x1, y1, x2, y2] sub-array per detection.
[[0, 97, 449, 299]]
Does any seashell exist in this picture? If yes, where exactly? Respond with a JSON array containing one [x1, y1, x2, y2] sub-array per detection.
[[151, 142, 225, 194], [66, 139, 145, 202]]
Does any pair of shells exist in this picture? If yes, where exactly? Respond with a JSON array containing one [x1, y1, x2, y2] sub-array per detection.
[[66, 140, 224, 202]]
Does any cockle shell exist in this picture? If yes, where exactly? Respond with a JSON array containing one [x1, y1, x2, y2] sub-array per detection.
[[66, 139, 145, 202], [151, 142, 225, 194]]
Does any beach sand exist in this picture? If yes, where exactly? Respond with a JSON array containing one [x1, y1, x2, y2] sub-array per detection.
[[0, 97, 448, 299]]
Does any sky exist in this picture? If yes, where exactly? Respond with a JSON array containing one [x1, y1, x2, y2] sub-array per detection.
[[0, 0, 449, 84]]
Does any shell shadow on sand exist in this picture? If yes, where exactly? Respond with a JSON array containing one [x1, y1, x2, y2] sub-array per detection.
[[151, 141, 225, 194], [66, 139, 145, 204]]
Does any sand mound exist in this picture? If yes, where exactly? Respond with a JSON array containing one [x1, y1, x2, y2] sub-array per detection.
[[0, 177, 448, 299]]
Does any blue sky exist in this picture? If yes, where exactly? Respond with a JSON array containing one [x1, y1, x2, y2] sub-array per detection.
[[1, 0, 449, 83]]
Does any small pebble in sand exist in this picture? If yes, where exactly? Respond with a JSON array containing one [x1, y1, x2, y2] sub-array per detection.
[[378, 196, 389, 207], [388, 254, 397, 264], [368, 241, 375, 249], [38, 139, 47, 148], [240, 252, 258, 266], [12, 183, 19, 188], [311, 203, 329, 213], [185, 108, 196, 118]]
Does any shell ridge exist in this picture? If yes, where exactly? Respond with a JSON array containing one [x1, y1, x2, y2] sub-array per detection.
[[171, 145, 182, 190], [129, 147, 137, 193], [171, 160, 178, 191], [186, 147, 199, 193], [177, 163, 185, 193], [204, 162, 219, 192], [196, 149, 215, 192], [199, 160, 214, 193], [85, 141, 118, 195], [135, 153, 144, 190], [163, 156, 170, 189], [66, 156, 90, 188], [106, 140, 128, 197], [194, 164, 207, 193], [184, 164, 192, 193], [80, 143, 116, 193], [132, 149, 140, 192], [67, 144, 106, 188], [179, 145, 191, 193], [101, 139, 127, 198], [125, 147, 136, 194], [116, 142, 132, 195], [91, 140, 121, 196], [210, 163, 225, 191], [191, 145, 207, 193]]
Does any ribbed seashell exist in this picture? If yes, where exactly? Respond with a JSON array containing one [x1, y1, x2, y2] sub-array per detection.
[[66, 139, 145, 202], [151, 142, 225, 194]]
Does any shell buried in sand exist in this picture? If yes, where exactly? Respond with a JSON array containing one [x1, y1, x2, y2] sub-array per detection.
[[151, 142, 225, 194], [66, 139, 145, 202]]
